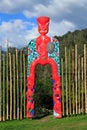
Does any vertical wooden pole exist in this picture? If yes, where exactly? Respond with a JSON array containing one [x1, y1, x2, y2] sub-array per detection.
[[81, 57, 84, 113], [3, 54, 5, 121], [20, 51, 23, 119], [84, 44, 87, 113], [65, 47, 68, 115], [61, 58, 65, 116], [13, 54, 16, 119], [72, 49, 75, 114], [75, 44, 77, 114], [16, 49, 19, 120], [9, 53, 12, 120], [68, 49, 71, 115], [23, 53, 26, 118], [78, 55, 81, 114], [6, 42, 9, 120], [0, 46, 2, 121]]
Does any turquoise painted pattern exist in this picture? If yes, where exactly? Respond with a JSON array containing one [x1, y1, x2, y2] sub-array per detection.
[[27, 38, 60, 76], [27, 39, 39, 76]]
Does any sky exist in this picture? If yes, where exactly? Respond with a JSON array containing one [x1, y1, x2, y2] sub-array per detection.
[[0, 0, 87, 49]]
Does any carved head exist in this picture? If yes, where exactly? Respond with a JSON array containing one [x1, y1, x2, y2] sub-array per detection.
[[37, 16, 50, 35]]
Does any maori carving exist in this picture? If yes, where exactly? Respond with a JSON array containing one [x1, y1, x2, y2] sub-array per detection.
[[26, 16, 62, 118]]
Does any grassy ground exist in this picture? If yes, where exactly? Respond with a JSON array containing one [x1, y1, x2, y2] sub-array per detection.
[[0, 114, 87, 130]]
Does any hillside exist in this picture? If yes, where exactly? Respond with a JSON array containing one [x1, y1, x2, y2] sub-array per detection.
[[55, 28, 87, 57]]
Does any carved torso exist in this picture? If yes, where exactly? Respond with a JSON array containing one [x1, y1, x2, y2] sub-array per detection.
[[36, 35, 50, 59]]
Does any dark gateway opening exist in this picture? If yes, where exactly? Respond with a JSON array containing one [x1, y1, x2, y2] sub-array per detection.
[[34, 64, 53, 118]]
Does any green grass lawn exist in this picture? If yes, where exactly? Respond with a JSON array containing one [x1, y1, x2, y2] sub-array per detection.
[[0, 114, 87, 130]]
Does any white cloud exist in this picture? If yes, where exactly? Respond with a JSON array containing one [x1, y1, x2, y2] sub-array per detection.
[[0, 19, 36, 49], [0, 0, 87, 17], [0, 0, 51, 13], [49, 20, 76, 36], [21, 0, 87, 19]]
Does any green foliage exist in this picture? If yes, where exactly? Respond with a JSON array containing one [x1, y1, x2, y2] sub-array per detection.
[[34, 64, 53, 117], [55, 28, 87, 58]]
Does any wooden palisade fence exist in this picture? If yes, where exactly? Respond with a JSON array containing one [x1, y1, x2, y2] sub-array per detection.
[[0, 46, 27, 121], [61, 44, 87, 116], [0, 44, 87, 121]]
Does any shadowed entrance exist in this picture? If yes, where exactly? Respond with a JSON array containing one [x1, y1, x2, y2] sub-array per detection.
[[34, 64, 53, 118]]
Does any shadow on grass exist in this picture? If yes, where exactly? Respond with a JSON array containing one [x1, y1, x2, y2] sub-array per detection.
[[32, 113, 52, 120]]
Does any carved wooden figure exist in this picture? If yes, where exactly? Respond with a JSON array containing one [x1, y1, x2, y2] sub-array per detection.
[[26, 16, 62, 118]]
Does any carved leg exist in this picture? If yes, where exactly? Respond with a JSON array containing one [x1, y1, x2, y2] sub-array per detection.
[[47, 58, 62, 118], [26, 59, 39, 118], [26, 76, 35, 118], [52, 76, 62, 118]]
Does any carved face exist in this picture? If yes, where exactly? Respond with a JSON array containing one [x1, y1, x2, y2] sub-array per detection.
[[37, 16, 50, 35]]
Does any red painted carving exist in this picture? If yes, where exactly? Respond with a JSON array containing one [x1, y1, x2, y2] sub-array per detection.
[[26, 16, 62, 118]]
